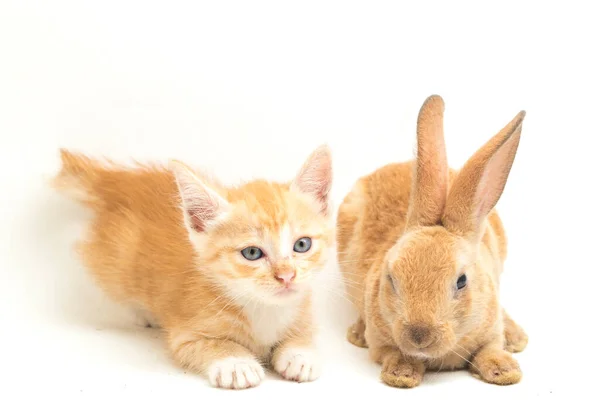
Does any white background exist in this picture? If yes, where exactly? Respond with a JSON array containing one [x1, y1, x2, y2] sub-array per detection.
[[1, 1, 598, 399]]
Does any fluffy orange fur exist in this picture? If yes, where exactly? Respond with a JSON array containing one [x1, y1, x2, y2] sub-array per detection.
[[52, 145, 334, 390], [337, 95, 528, 388]]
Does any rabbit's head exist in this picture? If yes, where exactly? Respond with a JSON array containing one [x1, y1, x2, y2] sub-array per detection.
[[379, 95, 525, 360]]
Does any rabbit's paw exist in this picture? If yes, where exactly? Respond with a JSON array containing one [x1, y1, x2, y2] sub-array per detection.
[[472, 347, 522, 385], [347, 318, 368, 348], [380, 352, 425, 388], [503, 311, 528, 353]]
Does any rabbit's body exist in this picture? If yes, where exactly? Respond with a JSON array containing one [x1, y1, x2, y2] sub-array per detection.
[[337, 95, 528, 388], [338, 163, 512, 368]]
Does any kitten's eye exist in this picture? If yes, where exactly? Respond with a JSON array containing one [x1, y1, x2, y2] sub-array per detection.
[[241, 247, 264, 261], [293, 237, 312, 253], [456, 274, 467, 290], [387, 274, 396, 291]]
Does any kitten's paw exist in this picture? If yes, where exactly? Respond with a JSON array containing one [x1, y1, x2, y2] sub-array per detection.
[[472, 349, 522, 385], [381, 354, 425, 388], [347, 319, 368, 348], [273, 347, 321, 382], [207, 357, 265, 390]]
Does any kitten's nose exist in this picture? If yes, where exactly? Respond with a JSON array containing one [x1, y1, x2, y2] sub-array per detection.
[[406, 325, 434, 349], [275, 271, 296, 285]]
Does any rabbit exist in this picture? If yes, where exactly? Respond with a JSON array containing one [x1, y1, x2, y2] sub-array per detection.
[[336, 94, 528, 388]]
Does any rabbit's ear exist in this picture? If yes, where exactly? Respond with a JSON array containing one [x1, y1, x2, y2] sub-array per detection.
[[406, 95, 449, 230], [442, 110, 526, 238]]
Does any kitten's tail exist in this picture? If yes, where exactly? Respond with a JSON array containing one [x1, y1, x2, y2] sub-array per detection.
[[52, 149, 107, 207]]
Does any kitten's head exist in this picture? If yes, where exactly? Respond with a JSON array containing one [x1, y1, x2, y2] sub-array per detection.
[[170, 145, 333, 305]]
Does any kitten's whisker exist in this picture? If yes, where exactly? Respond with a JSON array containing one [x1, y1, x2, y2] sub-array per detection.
[[321, 288, 355, 306], [317, 270, 367, 281], [213, 291, 248, 320], [336, 258, 379, 265], [317, 275, 363, 289]]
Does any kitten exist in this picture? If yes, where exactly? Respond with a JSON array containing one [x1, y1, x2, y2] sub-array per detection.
[[52, 145, 334, 389]]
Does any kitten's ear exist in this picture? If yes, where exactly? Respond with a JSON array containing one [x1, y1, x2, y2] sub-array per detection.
[[169, 160, 230, 234], [291, 144, 333, 215]]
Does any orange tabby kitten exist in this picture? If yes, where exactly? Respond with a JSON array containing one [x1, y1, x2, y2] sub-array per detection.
[[52, 145, 334, 390]]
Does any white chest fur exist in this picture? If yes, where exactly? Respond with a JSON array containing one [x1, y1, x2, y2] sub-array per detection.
[[243, 301, 300, 347]]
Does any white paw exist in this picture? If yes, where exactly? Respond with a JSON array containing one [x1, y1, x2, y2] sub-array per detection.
[[273, 347, 321, 382], [207, 357, 265, 390]]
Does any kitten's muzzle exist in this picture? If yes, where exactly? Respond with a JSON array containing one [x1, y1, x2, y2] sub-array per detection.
[[275, 270, 296, 287]]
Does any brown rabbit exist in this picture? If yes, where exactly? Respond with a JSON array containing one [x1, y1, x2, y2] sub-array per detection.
[[336, 95, 528, 388]]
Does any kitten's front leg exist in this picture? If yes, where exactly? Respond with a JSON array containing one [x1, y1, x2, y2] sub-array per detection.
[[271, 340, 321, 382], [168, 332, 265, 390], [270, 298, 321, 383], [370, 345, 425, 388], [271, 325, 321, 383]]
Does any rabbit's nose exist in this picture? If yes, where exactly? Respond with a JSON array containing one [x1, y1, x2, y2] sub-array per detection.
[[407, 325, 434, 348]]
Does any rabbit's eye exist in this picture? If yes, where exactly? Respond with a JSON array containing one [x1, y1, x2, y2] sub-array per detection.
[[387, 274, 396, 291], [456, 274, 467, 290]]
